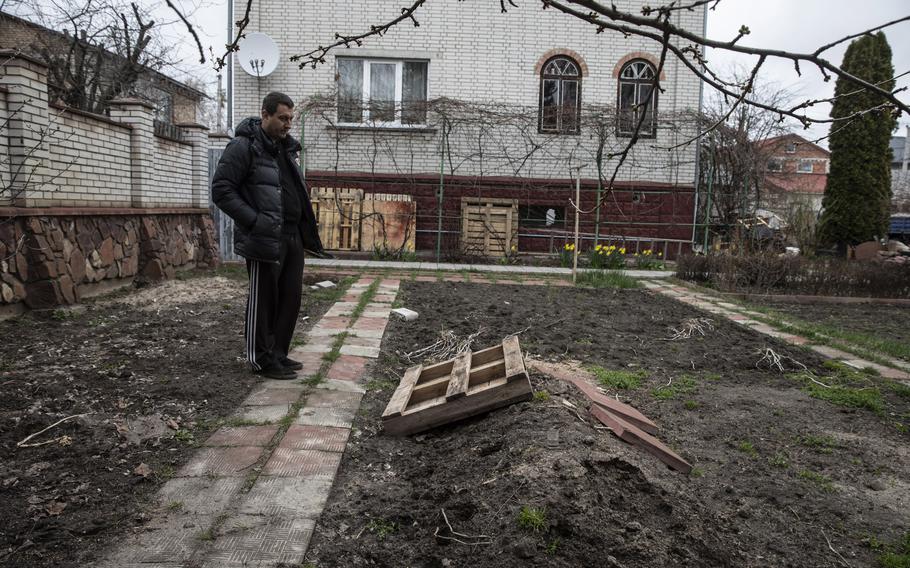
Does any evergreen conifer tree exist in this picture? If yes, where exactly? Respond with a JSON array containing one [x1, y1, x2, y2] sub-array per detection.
[[817, 32, 897, 250]]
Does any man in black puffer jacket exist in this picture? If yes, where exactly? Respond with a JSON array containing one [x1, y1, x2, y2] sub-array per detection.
[[212, 92, 330, 379]]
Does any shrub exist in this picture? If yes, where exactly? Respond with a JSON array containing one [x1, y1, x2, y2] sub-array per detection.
[[676, 253, 910, 298]]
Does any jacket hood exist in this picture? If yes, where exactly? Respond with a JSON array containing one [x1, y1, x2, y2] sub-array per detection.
[[234, 117, 301, 153]]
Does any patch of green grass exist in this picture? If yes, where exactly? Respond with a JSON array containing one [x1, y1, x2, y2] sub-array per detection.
[[683, 400, 700, 410], [50, 308, 79, 321], [302, 373, 325, 387], [157, 465, 176, 480], [652, 375, 698, 400], [689, 467, 704, 478], [173, 429, 196, 445], [365, 377, 398, 391], [889, 382, 910, 399], [290, 336, 306, 349], [367, 518, 397, 540], [546, 537, 560, 555], [798, 469, 836, 493], [789, 369, 885, 414], [588, 366, 647, 390], [806, 382, 884, 413], [224, 417, 266, 427], [768, 453, 789, 469], [575, 270, 640, 289], [196, 528, 215, 541], [877, 531, 910, 568], [748, 307, 910, 366], [797, 434, 838, 453], [703, 373, 722, 381], [533, 390, 551, 403], [736, 440, 758, 457], [166, 500, 184, 511], [349, 279, 381, 320], [516, 506, 547, 533]]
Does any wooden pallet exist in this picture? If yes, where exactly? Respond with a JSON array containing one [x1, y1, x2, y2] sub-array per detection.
[[382, 336, 532, 435]]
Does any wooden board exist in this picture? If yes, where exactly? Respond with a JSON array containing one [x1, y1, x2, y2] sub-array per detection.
[[460, 197, 518, 257], [382, 338, 532, 436], [312, 187, 363, 251], [590, 405, 692, 474]]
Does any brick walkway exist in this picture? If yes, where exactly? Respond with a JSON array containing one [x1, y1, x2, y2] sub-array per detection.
[[93, 277, 399, 568], [640, 279, 910, 383]]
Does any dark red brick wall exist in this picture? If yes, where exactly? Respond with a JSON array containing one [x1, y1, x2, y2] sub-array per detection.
[[305, 171, 695, 255]]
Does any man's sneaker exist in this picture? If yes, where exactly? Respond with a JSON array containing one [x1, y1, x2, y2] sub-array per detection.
[[256, 364, 297, 380], [279, 356, 303, 370], [304, 247, 334, 260]]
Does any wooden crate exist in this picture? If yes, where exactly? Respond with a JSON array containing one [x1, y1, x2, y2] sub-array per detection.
[[311, 187, 363, 251], [461, 197, 518, 257], [382, 336, 532, 435]]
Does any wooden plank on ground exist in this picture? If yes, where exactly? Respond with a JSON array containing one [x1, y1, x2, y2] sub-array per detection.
[[384, 375, 531, 436], [446, 351, 471, 400], [590, 405, 692, 474], [502, 335, 527, 382], [528, 360, 659, 435], [382, 364, 422, 419]]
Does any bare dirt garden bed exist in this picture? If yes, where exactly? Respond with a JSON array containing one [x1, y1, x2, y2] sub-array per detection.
[[304, 280, 910, 568], [0, 269, 345, 568]]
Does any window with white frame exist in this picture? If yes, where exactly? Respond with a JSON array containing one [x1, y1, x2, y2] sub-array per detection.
[[797, 160, 813, 173], [617, 59, 658, 137], [336, 58, 428, 126], [785, 142, 797, 153]]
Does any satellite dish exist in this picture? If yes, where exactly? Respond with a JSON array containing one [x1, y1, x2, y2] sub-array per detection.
[[238, 32, 280, 77]]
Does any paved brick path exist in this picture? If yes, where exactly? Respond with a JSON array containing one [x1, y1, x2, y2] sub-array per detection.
[[640, 279, 910, 383], [94, 277, 398, 568]]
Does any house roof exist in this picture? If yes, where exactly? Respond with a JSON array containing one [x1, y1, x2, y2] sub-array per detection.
[[756, 133, 830, 156], [764, 172, 827, 195], [0, 11, 207, 100]]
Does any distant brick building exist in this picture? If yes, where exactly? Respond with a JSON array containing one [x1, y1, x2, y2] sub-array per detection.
[[757, 134, 830, 218], [0, 11, 205, 125], [890, 131, 910, 212], [228, 1, 707, 257]]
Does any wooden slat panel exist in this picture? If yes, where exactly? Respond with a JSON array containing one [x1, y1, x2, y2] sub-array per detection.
[[471, 344, 503, 367], [409, 374, 452, 406], [502, 335, 526, 382], [384, 375, 532, 435], [469, 360, 506, 387], [381, 364, 422, 418], [418, 360, 455, 383], [445, 351, 471, 401]]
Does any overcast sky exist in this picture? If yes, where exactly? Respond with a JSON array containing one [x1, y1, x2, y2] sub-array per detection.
[[178, 0, 910, 141]]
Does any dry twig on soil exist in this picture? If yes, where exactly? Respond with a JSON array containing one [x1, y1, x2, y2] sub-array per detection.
[[756, 348, 808, 373], [666, 318, 714, 340], [822, 529, 852, 568], [16, 414, 88, 448], [403, 328, 485, 364], [434, 509, 493, 546]]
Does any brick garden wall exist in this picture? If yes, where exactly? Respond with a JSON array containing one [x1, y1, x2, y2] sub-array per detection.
[[0, 51, 215, 312]]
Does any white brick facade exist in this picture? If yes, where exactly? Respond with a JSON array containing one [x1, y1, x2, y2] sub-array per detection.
[[232, 0, 706, 186]]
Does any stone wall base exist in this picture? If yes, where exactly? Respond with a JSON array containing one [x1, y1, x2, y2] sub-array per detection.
[[0, 210, 219, 310]]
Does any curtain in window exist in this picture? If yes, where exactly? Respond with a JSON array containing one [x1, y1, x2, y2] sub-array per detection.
[[369, 63, 396, 122], [337, 59, 363, 123], [539, 56, 581, 134], [617, 60, 657, 137], [402, 61, 428, 125]]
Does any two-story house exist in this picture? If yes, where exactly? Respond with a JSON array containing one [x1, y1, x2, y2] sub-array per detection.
[[230, 1, 706, 258], [758, 133, 830, 218]]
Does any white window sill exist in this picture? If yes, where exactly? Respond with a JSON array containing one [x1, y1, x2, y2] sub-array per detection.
[[330, 124, 438, 134]]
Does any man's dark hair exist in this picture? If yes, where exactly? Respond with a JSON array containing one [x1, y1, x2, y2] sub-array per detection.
[[262, 92, 294, 114]]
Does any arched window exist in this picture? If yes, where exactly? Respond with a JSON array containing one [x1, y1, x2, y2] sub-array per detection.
[[617, 60, 657, 137], [539, 56, 581, 134]]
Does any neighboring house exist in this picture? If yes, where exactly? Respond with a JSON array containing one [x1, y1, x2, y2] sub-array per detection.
[[890, 131, 910, 212], [758, 133, 829, 218], [229, 1, 706, 257], [0, 10, 205, 131]]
